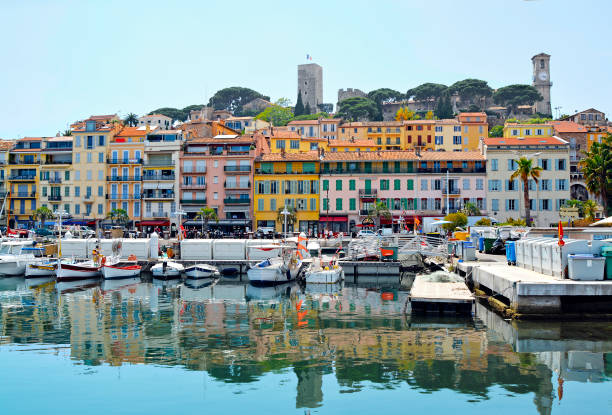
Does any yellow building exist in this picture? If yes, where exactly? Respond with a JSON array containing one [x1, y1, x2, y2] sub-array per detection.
[[107, 126, 146, 219], [0, 140, 13, 201], [337, 122, 403, 150], [586, 125, 611, 151], [433, 119, 464, 151], [268, 130, 323, 153], [328, 139, 380, 152], [71, 116, 120, 221], [7, 137, 42, 227], [456, 112, 488, 150], [40, 136, 74, 216], [253, 152, 320, 234], [502, 121, 552, 138]]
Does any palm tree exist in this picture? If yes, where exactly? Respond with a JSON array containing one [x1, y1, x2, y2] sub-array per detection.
[[124, 113, 139, 127], [368, 200, 391, 229], [33, 206, 54, 228], [63, 129, 72, 136], [107, 208, 129, 227], [461, 201, 481, 216], [510, 156, 542, 227], [196, 207, 218, 235], [276, 206, 297, 233], [582, 199, 600, 222], [580, 136, 612, 215]]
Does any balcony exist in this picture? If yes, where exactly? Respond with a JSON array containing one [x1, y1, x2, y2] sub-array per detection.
[[416, 167, 486, 174], [144, 211, 170, 218], [180, 199, 207, 205], [180, 183, 206, 190], [83, 194, 94, 202], [107, 193, 141, 200], [142, 193, 175, 200], [48, 194, 62, 201], [9, 159, 39, 165], [48, 177, 62, 184], [359, 209, 371, 216], [256, 169, 317, 175], [44, 160, 72, 166], [106, 176, 142, 181], [359, 189, 378, 199], [181, 169, 207, 174], [224, 165, 251, 173], [13, 192, 37, 198], [143, 174, 175, 181], [224, 181, 251, 190], [8, 175, 36, 181], [107, 158, 143, 164], [224, 197, 250, 205], [143, 161, 174, 167], [441, 188, 461, 195]]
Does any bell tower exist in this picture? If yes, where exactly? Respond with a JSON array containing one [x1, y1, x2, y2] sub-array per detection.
[[532, 53, 552, 116]]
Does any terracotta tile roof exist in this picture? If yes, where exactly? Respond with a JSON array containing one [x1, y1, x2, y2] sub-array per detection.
[[435, 119, 460, 125], [550, 121, 587, 133], [341, 121, 405, 127], [46, 136, 73, 142], [187, 137, 254, 144], [484, 136, 567, 146], [288, 120, 319, 125], [403, 120, 437, 125], [140, 114, 171, 119], [323, 150, 418, 162], [457, 112, 487, 117], [226, 116, 255, 121], [419, 151, 485, 161], [328, 139, 379, 147], [87, 114, 117, 121], [0, 140, 14, 150], [116, 127, 148, 137], [258, 151, 320, 162], [270, 130, 302, 139], [17, 137, 43, 142]]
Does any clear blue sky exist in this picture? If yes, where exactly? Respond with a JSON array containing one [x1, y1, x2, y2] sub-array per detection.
[[1, 0, 610, 137]]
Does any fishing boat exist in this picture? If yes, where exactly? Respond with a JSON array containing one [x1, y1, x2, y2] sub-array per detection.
[[184, 263, 219, 279], [151, 260, 184, 279], [247, 251, 302, 285], [25, 261, 57, 278], [56, 259, 101, 281], [304, 256, 344, 284], [0, 241, 39, 276], [100, 241, 142, 279]]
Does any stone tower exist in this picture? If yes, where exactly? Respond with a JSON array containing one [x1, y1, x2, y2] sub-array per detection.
[[297, 63, 323, 114], [532, 53, 552, 116]]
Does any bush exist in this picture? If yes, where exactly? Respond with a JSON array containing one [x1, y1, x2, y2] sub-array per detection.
[[474, 218, 492, 226], [498, 217, 526, 226], [441, 212, 468, 232]]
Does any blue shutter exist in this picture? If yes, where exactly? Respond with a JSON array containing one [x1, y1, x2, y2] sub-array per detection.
[[505, 199, 509, 211]]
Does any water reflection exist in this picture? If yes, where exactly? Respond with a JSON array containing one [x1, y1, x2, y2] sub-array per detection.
[[0, 277, 611, 413]]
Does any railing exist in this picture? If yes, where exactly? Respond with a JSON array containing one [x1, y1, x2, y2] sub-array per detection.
[[359, 209, 370, 216], [8, 175, 36, 180], [224, 165, 251, 172], [142, 193, 175, 199], [9, 160, 39, 165], [224, 197, 250, 205], [441, 188, 461, 195], [44, 160, 72, 165], [107, 158, 142, 164], [15, 192, 36, 198], [182, 169, 207, 174], [255, 169, 317, 175], [143, 161, 174, 167], [48, 194, 62, 201], [84, 194, 93, 201], [143, 174, 175, 181], [224, 181, 250, 189], [359, 189, 377, 198], [107, 194, 141, 200], [180, 199, 207, 204], [144, 211, 169, 218], [417, 168, 486, 174], [180, 183, 206, 190], [107, 176, 141, 181], [48, 177, 62, 184]]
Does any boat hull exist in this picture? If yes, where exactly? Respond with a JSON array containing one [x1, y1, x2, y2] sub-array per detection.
[[56, 263, 101, 281], [0, 261, 26, 276], [101, 263, 141, 279], [25, 263, 56, 278], [247, 259, 300, 285], [185, 265, 218, 279], [151, 262, 183, 280], [305, 268, 343, 284]]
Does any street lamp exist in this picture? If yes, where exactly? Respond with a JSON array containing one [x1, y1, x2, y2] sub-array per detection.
[[281, 201, 290, 239]]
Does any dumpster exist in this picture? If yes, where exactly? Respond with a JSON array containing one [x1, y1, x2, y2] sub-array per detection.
[[462, 242, 476, 261], [568, 254, 605, 281], [602, 246, 612, 280], [478, 237, 485, 253], [505, 241, 516, 265], [483, 238, 495, 254]]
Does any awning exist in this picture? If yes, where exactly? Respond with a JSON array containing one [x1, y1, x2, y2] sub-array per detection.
[[183, 219, 250, 226], [319, 216, 348, 222], [64, 220, 88, 226], [137, 220, 170, 227]]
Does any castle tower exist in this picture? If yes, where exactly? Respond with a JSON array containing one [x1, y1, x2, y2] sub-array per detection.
[[297, 63, 322, 114], [532, 53, 552, 116]]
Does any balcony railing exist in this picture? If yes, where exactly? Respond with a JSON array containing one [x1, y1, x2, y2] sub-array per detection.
[[48, 195, 62, 201], [44, 160, 72, 165], [180, 199, 207, 204], [14, 192, 37, 198], [8, 175, 36, 181], [441, 188, 461, 195], [107, 176, 141, 181], [107, 158, 143, 164], [9, 160, 39, 165], [319, 167, 486, 175], [144, 211, 169, 218], [417, 167, 486, 174], [224, 165, 251, 173], [359, 209, 371, 216], [255, 169, 317, 175], [143, 174, 175, 181], [181, 169, 207, 174], [107, 193, 141, 200], [142, 193, 175, 200], [84, 194, 94, 201], [143, 161, 174, 167], [224, 181, 251, 189], [358, 189, 377, 198], [48, 177, 62, 184], [224, 197, 250, 205], [180, 183, 206, 190]]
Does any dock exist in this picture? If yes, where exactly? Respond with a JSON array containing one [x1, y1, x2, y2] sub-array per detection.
[[410, 274, 474, 314]]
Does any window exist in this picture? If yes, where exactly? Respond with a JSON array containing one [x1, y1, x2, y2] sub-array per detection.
[[65, 171, 70, 181], [98, 170, 103, 180], [75, 153, 80, 163], [435, 126, 442, 132], [490, 159, 498, 171], [394, 179, 400, 190], [557, 159, 566, 170], [491, 199, 499, 211], [75, 204, 80, 214], [257, 199, 264, 211], [453, 136, 461, 145], [290, 140, 299, 149], [433, 179, 441, 190], [322, 180, 329, 191], [309, 198, 316, 211], [86, 170, 92, 180], [98, 152, 104, 163], [463, 179, 470, 190], [488, 180, 501, 191], [349, 179, 355, 191], [453, 126, 461, 132], [380, 179, 389, 190], [134, 202, 140, 217], [213, 176, 218, 184], [435, 136, 443, 145], [556, 179, 567, 191], [539, 159, 550, 170], [512, 129, 519, 136], [506, 199, 517, 211], [74, 186, 80, 197], [213, 192, 218, 200], [421, 180, 427, 190], [407, 179, 413, 190], [536, 129, 543, 135], [336, 198, 342, 210], [75, 136, 81, 147], [525, 129, 531, 136], [377, 137, 382, 145], [349, 198, 356, 211], [540, 199, 551, 211], [506, 180, 518, 191], [336, 180, 342, 191], [476, 178, 483, 190], [276, 140, 285, 149], [64, 187, 69, 197], [98, 186, 103, 196], [98, 135, 105, 146], [540, 179, 551, 191], [508, 159, 517, 171], [270, 198, 276, 211], [64, 204, 70, 214], [322, 198, 329, 211]]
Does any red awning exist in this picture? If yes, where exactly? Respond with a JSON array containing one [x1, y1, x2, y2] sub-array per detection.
[[319, 216, 348, 222], [137, 220, 170, 227]]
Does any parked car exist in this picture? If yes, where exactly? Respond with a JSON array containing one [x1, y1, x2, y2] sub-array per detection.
[[377, 228, 393, 236], [357, 230, 376, 238]]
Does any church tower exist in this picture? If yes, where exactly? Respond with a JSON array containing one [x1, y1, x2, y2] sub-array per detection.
[[532, 53, 552, 116]]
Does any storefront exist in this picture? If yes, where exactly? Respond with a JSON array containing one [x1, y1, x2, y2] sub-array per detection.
[[184, 219, 251, 235], [318, 216, 347, 234]]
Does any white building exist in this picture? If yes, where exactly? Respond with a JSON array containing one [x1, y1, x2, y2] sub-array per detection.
[[482, 136, 570, 227], [138, 114, 172, 130]]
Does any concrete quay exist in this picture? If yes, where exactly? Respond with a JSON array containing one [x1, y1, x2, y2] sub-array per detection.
[[457, 253, 612, 317]]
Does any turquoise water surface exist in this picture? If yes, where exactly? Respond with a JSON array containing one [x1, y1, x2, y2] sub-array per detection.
[[1, 276, 611, 414]]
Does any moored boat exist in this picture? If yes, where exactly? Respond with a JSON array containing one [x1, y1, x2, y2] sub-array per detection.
[[101, 255, 141, 279], [247, 253, 302, 285], [184, 263, 219, 279], [0, 241, 39, 276], [25, 261, 56, 278], [304, 256, 344, 284], [151, 261, 184, 279], [56, 260, 101, 281]]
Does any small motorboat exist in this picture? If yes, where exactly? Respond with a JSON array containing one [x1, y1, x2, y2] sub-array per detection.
[[56, 260, 101, 281], [151, 260, 184, 279], [304, 256, 344, 284], [101, 255, 141, 279], [0, 241, 39, 276], [184, 264, 219, 279], [247, 254, 302, 285], [25, 261, 56, 278]]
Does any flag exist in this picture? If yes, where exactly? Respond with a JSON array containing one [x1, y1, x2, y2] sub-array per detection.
[[558, 221, 565, 246], [306, 54, 312, 61]]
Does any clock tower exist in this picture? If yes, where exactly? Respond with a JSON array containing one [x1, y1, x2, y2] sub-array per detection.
[[532, 53, 552, 116]]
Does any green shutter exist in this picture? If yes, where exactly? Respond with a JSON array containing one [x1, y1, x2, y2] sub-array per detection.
[[261, 163, 273, 173], [303, 162, 315, 173], [394, 161, 401, 173], [336, 198, 342, 210], [407, 179, 413, 190], [286, 162, 292, 173], [349, 179, 355, 191], [407, 161, 413, 173], [323, 180, 329, 191], [336, 180, 342, 191], [364, 162, 372, 173], [349, 198, 356, 211], [382, 161, 389, 173], [323, 198, 329, 210], [394, 179, 400, 190], [365, 179, 371, 191]]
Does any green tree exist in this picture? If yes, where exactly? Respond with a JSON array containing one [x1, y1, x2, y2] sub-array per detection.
[[148, 107, 187, 122], [474, 218, 492, 226], [276, 206, 297, 233], [461, 202, 481, 216], [255, 105, 294, 126], [33, 206, 54, 228], [304, 102, 312, 115], [582, 199, 600, 221], [123, 113, 138, 127], [107, 208, 129, 227], [441, 212, 468, 232], [448, 79, 493, 107], [294, 90, 305, 116], [563, 199, 584, 216], [407, 83, 448, 101], [368, 88, 404, 119], [368, 200, 391, 229], [290, 112, 330, 122], [275, 97, 292, 107], [579, 135, 612, 215], [207, 87, 269, 115], [510, 156, 543, 226], [492, 84, 543, 115], [196, 207, 219, 234], [489, 125, 503, 137], [182, 104, 205, 114], [337, 97, 379, 121], [434, 93, 453, 119]]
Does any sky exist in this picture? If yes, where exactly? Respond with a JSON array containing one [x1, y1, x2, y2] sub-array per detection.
[[1, 0, 611, 137]]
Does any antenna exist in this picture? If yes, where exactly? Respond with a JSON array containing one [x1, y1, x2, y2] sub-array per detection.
[[554, 106, 562, 119]]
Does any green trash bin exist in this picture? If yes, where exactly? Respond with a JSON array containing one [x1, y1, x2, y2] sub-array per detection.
[[602, 246, 612, 280], [484, 238, 496, 254]]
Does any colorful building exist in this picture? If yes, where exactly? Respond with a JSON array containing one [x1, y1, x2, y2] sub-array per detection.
[[502, 121, 553, 138], [40, 136, 74, 218], [106, 126, 146, 221], [550, 121, 589, 201], [287, 118, 341, 141], [225, 116, 270, 134], [253, 151, 320, 234], [7, 137, 42, 227], [455, 112, 488, 150], [180, 135, 255, 233]]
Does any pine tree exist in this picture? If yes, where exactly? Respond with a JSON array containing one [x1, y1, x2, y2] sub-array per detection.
[[294, 90, 304, 116], [304, 102, 311, 115], [435, 93, 454, 119]]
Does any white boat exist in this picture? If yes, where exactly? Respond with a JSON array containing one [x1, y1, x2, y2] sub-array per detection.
[[304, 256, 344, 284], [247, 254, 302, 285], [151, 261, 184, 279], [56, 260, 101, 281], [185, 264, 219, 279], [101, 256, 142, 279], [0, 241, 39, 276], [25, 261, 56, 278]]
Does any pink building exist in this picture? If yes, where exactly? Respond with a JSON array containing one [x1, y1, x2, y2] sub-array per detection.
[[179, 135, 254, 233]]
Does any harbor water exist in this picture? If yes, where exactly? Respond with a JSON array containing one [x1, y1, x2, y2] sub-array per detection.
[[1, 276, 612, 414]]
